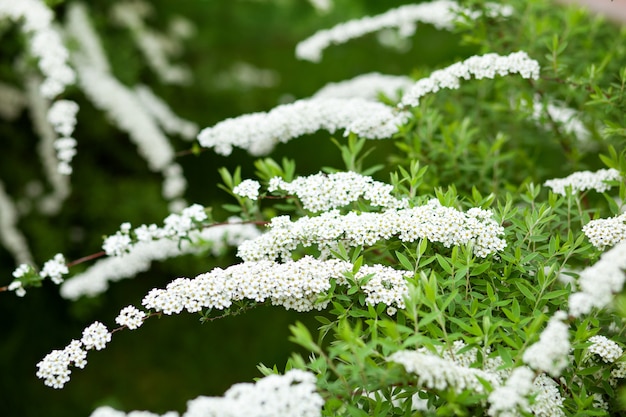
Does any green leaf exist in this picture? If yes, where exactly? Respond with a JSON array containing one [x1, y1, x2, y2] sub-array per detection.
[[396, 251, 414, 271]]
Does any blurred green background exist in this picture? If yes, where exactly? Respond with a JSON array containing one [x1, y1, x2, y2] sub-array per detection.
[[0, 1, 471, 415]]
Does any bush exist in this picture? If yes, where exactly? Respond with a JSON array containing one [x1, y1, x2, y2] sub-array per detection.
[[1, 0, 626, 416]]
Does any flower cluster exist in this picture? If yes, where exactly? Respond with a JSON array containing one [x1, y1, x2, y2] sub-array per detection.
[[115, 305, 146, 330], [142, 256, 410, 314], [569, 241, 626, 316], [588, 335, 623, 363], [47, 100, 79, 175], [238, 199, 506, 261], [313, 72, 413, 101], [582, 212, 626, 250], [296, 1, 512, 62], [532, 374, 566, 417], [40, 253, 68, 284], [388, 349, 501, 395], [90, 406, 177, 417], [60, 219, 260, 300], [233, 179, 261, 200], [522, 311, 570, 377], [36, 340, 87, 389], [102, 204, 208, 257], [183, 369, 323, 417], [197, 97, 409, 156], [400, 51, 540, 107], [544, 168, 621, 196], [487, 367, 535, 417], [8, 264, 31, 297], [37, 321, 112, 389], [0, 0, 76, 98], [268, 171, 408, 212], [81, 321, 112, 351]]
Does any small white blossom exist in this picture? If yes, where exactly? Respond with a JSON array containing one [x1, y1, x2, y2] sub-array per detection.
[[237, 198, 506, 262], [545, 169, 621, 196], [523, 311, 570, 377], [8, 280, 26, 297], [487, 367, 534, 416], [103, 232, 133, 257], [36, 339, 87, 389], [400, 51, 540, 108], [268, 171, 408, 212], [81, 321, 111, 351], [115, 306, 146, 330], [40, 253, 69, 284], [588, 335, 623, 363], [12, 263, 30, 278], [296, 1, 513, 62], [313, 73, 413, 101], [388, 348, 500, 394], [48, 100, 79, 137], [582, 212, 626, 250], [233, 180, 261, 200], [197, 97, 409, 156], [184, 369, 323, 417], [568, 241, 626, 317], [531, 374, 566, 417]]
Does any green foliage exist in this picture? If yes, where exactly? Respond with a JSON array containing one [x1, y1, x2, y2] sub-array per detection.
[[3, 0, 626, 416]]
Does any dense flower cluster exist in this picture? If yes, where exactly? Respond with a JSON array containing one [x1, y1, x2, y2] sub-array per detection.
[[582, 212, 626, 250], [400, 51, 540, 107], [40, 253, 68, 284], [522, 311, 570, 377], [487, 367, 534, 417], [60, 219, 260, 300], [89, 370, 323, 417], [532, 374, 566, 417], [0, 0, 75, 98], [102, 204, 208, 257], [233, 179, 261, 200], [588, 335, 623, 363], [296, 0, 513, 62], [544, 168, 621, 196], [36, 339, 87, 389], [569, 241, 626, 316], [313, 72, 413, 101], [142, 256, 410, 314], [81, 321, 112, 351], [115, 306, 146, 330], [47, 99, 79, 175], [184, 369, 323, 417], [197, 97, 409, 156], [388, 349, 501, 394], [268, 171, 408, 212], [238, 199, 506, 261]]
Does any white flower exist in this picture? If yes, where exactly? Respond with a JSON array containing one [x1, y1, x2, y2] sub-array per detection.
[[197, 97, 409, 156], [522, 311, 570, 377], [40, 253, 69, 284], [588, 335, 623, 363], [296, 1, 513, 62], [582, 212, 626, 250], [237, 199, 506, 262], [568, 240, 626, 317], [388, 348, 500, 394], [103, 232, 133, 257], [487, 367, 534, 416], [400, 51, 540, 108], [313, 73, 414, 101], [81, 321, 111, 351], [48, 100, 79, 137], [233, 180, 261, 200], [268, 171, 408, 212], [544, 169, 621, 196], [115, 306, 146, 330], [184, 369, 323, 417]]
